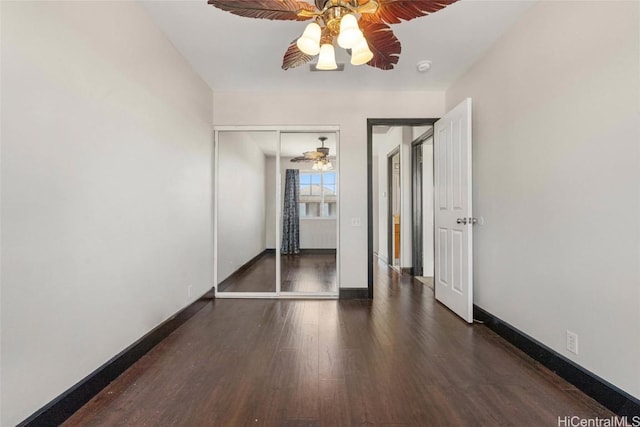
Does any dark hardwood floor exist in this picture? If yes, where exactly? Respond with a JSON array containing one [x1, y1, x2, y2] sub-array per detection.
[[219, 252, 336, 293], [281, 252, 336, 293], [63, 260, 612, 426], [217, 252, 277, 293]]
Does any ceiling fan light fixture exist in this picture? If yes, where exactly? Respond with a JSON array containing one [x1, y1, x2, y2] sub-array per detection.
[[337, 14, 363, 49], [350, 37, 374, 66], [296, 22, 322, 56], [208, 0, 457, 71], [316, 44, 338, 70], [312, 160, 333, 171]]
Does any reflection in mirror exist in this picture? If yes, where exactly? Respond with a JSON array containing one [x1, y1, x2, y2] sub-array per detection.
[[278, 132, 338, 293], [216, 131, 277, 293]]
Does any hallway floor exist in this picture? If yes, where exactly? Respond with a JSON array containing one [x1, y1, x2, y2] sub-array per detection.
[[64, 261, 611, 426]]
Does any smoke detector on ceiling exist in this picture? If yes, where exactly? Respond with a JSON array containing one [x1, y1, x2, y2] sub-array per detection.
[[417, 60, 432, 73]]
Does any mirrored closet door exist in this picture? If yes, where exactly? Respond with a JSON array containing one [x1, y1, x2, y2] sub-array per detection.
[[280, 132, 338, 294], [215, 130, 277, 294], [214, 127, 339, 298]]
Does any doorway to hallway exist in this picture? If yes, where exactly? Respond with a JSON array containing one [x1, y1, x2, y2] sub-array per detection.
[[367, 98, 474, 323], [368, 119, 437, 297]]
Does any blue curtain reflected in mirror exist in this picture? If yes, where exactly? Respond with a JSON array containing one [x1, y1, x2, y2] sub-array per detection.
[[281, 169, 300, 255]]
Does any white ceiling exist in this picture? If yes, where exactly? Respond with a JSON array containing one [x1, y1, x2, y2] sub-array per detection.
[[219, 131, 338, 157], [280, 132, 337, 158], [141, 0, 535, 92]]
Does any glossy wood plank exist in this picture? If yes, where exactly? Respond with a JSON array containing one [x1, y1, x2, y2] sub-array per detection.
[[217, 252, 277, 293], [64, 259, 612, 426], [220, 253, 336, 293], [282, 253, 336, 293]]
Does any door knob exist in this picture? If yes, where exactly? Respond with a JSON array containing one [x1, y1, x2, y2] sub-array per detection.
[[456, 218, 467, 224]]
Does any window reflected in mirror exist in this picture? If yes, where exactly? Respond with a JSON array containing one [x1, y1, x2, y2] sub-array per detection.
[[299, 172, 337, 218]]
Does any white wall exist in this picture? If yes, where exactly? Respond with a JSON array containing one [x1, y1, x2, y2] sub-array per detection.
[[214, 91, 446, 288], [299, 219, 337, 249], [422, 141, 434, 276], [217, 132, 268, 282], [414, 123, 435, 275], [447, 1, 640, 398], [265, 155, 278, 249], [400, 127, 413, 269], [372, 154, 379, 254], [0, 2, 214, 425]]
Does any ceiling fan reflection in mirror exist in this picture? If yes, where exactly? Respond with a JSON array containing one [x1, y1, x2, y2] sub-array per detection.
[[291, 136, 334, 171], [206, 0, 457, 70]]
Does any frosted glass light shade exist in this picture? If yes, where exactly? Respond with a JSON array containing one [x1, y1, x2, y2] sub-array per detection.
[[296, 22, 321, 55], [313, 160, 332, 170], [337, 14, 363, 49], [316, 44, 338, 70], [351, 37, 374, 66]]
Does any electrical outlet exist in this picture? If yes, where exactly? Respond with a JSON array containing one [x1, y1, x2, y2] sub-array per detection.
[[187, 285, 193, 299], [351, 217, 361, 227], [566, 330, 578, 354]]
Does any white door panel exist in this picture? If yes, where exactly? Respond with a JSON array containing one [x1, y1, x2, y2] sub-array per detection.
[[434, 98, 473, 323]]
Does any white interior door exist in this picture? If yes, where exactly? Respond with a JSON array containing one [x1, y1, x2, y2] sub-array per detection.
[[434, 98, 473, 323]]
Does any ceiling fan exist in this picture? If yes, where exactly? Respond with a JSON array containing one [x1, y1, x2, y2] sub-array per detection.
[[207, 0, 456, 70], [290, 136, 334, 170]]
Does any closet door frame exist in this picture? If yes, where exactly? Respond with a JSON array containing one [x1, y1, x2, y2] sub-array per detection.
[[213, 125, 340, 299]]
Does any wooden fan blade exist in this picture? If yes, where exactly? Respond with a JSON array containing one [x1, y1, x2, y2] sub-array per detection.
[[282, 40, 313, 70], [207, 0, 316, 21], [361, 0, 457, 25], [360, 21, 401, 70], [303, 151, 324, 159]]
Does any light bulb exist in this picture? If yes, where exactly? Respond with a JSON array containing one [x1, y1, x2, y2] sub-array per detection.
[[296, 22, 321, 55], [316, 44, 338, 70], [350, 37, 373, 66], [338, 14, 363, 49]]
